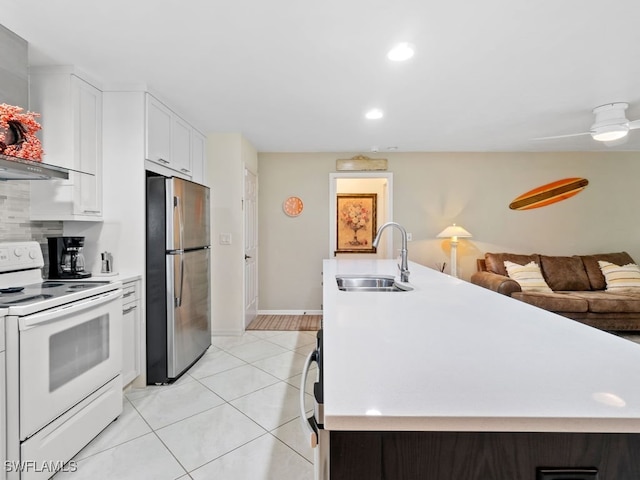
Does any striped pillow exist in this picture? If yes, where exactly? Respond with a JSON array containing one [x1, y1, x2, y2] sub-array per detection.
[[598, 261, 640, 292], [504, 260, 553, 293]]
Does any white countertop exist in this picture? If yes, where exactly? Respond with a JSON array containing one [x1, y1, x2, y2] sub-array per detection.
[[322, 258, 640, 433], [89, 272, 142, 284]]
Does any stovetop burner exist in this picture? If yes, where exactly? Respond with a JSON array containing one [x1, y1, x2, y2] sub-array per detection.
[[0, 287, 24, 293], [41, 282, 64, 288], [1, 294, 53, 305], [66, 283, 100, 290]]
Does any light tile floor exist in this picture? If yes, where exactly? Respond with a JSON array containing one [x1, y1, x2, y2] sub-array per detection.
[[54, 330, 318, 480]]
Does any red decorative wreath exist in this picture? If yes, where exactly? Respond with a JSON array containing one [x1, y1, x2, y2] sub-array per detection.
[[0, 103, 44, 161]]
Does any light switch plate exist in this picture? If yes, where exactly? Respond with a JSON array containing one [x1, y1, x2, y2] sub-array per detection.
[[219, 233, 232, 245]]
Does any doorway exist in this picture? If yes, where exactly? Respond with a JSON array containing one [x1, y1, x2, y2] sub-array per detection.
[[244, 167, 258, 328], [329, 172, 394, 259]]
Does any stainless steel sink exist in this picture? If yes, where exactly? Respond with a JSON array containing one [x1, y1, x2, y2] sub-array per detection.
[[335, 275, 413, 292]]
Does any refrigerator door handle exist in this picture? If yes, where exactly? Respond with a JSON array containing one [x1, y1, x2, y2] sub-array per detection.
[[174, 195, 186, 307], [174, 253, 185, 308], [175, 195, 185, 252]]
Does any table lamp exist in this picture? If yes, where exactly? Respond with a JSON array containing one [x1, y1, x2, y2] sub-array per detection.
[[437, 224, 472, 278]]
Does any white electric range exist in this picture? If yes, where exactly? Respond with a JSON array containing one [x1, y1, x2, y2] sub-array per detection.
[[0, 241, 123, 480]]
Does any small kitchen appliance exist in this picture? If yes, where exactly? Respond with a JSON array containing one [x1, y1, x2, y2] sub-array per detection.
[[47, 236, 91, 279]]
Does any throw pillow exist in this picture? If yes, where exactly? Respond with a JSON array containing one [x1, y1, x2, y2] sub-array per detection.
[[598, 261, 640, 292], [503, 260, 553, 293]]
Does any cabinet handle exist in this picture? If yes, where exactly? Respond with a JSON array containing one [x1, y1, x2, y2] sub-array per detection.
[[123, 305, 137, 314], [83, 210, 101, 214], [181, 168, 191, 173], [123, 291, 135, 298], [158, 158, 170, 164]]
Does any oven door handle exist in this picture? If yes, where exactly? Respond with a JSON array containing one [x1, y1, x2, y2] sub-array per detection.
[[19, 289, 123, 329], [300, 349, 319, 448]]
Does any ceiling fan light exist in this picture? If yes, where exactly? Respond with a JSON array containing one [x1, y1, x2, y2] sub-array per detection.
[[591, 125, 629, 142]]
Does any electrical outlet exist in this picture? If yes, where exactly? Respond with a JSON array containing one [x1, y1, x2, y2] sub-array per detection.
[[406, 232, 413, 241]]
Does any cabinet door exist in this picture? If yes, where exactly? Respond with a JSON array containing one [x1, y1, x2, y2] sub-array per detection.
[[0, 352, 5, 480], [172, 115, 192, 176], [146, 94, 172, 167], [72, 75, 102, 216], [191, 130, 206, 185], [29, 69, 103, 221], [122, 282, 141, 386]]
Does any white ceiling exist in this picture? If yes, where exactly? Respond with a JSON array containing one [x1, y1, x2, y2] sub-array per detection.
[[2, 0, 640, 153]]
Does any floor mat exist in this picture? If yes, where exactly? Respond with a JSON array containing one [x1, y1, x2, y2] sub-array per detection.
[[247, 315, 321, 331]]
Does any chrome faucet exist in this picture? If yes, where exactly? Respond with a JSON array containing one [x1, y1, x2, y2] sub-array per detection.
[[372, 222, 410, 282]]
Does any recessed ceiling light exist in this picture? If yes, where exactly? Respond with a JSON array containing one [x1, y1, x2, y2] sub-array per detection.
[[387, 42, 415, 62], [365, 109, 384, 120]]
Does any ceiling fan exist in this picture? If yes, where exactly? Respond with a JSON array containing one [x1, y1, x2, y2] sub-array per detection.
[[535, 102, 640, 144]]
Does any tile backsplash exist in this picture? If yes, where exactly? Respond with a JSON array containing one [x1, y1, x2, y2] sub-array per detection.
[[0, 180, 62, 273]]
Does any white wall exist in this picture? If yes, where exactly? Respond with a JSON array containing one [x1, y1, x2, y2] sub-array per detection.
[[258, 151, 640, 311], [207, 133, 257, 335]]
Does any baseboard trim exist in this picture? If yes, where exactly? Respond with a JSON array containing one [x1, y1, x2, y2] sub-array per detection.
[[258, 309, 323, 316], [211, 330, 244, 337]]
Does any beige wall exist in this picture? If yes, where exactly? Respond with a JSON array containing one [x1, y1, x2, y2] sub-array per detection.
[[258, 151, 640, 312], [208, 133, 257, 334]]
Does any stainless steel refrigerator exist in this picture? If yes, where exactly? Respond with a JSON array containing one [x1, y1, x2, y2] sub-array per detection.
[[146, 174, 211, 384]]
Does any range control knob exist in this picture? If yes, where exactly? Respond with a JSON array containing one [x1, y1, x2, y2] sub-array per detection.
[[14, 247, 25, 257], [29, 249, 38, 260]]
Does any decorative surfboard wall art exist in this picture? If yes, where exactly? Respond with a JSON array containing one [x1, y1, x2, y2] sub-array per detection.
[[509, 178, 589, 210]]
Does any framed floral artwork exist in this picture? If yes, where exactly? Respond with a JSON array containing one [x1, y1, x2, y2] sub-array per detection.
[[336, 193, 377, 254]]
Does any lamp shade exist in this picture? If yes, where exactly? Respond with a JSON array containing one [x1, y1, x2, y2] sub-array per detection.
[[437, 224, 472, 239]]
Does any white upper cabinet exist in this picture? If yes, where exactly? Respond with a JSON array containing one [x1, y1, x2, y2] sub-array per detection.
[[145, 94, 172, 167], [171, 114, 192, 176], [74, 77, 103, 216], [145, 93, 203, 181], [29, 67, 103, 221], [191, 129, 206, 185]]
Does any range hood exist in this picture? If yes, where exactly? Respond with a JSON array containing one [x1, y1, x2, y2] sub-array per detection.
[[0, 153, 69, 180]]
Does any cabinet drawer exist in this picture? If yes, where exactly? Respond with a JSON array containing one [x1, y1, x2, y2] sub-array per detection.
[[122, 282, 138, 303]]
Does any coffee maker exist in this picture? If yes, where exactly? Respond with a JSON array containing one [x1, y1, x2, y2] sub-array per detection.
[[47, 236, 92, 279]]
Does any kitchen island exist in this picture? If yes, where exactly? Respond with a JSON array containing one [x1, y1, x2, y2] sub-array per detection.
[[318, 258, 640, 479]]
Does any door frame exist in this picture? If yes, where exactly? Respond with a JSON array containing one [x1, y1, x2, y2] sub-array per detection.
[[329, 172, 394, 258], [243, 166, 258, 328]]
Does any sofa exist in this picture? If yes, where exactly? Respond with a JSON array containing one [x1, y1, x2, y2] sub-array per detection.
[[470, 251, 640, 332]]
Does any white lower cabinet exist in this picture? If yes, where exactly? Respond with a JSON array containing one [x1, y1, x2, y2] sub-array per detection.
[[1, 316, 6, 480], [121, 280, 141, 386]]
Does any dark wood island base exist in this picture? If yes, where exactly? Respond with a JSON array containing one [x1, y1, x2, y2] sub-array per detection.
[[330, 430, 640, 479]]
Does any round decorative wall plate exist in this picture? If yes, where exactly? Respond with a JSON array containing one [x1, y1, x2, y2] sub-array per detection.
[[283, 196, 303, 216]]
